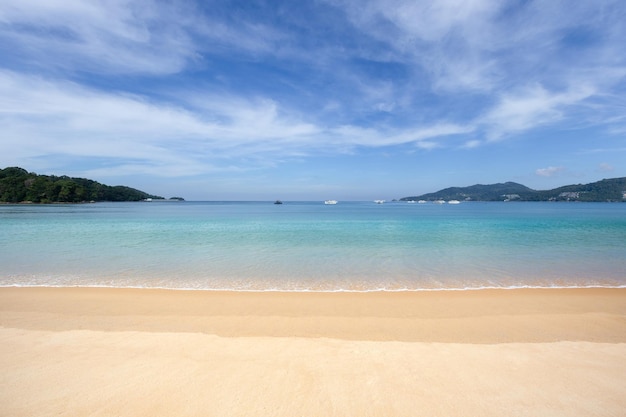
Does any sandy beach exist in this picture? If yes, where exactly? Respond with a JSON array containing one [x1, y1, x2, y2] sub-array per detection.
[[1, 287, 625, 416]]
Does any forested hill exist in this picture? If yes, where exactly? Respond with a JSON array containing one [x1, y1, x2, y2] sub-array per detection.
[[401, 177, 626, 202], [0, 167, 163, 203]]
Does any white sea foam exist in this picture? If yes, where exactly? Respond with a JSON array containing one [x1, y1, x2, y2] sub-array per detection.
[[2, 282, 626, 294]]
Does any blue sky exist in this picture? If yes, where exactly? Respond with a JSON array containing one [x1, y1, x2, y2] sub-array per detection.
[[1, 0, 625, 200]]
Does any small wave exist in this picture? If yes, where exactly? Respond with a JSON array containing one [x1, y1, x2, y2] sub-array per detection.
[[2, 282, 625, 293]]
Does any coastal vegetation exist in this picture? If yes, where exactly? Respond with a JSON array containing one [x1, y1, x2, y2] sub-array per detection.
[[0, 167, 164, 203], [401, 177, 626, 202]]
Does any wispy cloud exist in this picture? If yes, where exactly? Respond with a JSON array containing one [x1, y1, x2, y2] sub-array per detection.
[[598, 162, 614, 173], [479, 84, 597, 140], [0, 0, 201, 75], [0, 0, 291, 77], [1, 0, 625, 194], [536, 166, 564, 177], [328, 0, 626, 135], [0, 70, 311, 175], [0, 70, 464, 176], [330, 123, 472, 148]]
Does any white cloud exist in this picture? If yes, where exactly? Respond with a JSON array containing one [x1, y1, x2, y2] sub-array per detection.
[[462, 140, 482, 149], [0, 70, 471, 176], [329, 0, 502, 91], [0, 0, 199, 74], [0, 0, 287, 76], [480, 84, 596, 140], [414, 141, 440, 150], [333, 0, 499, 45], [2, 0, 626, 188], [330, 0, 626, 98], [536, 166, 564, 177], [375, 102, 396, 112], [0, 71, 320, 173], [330, 123, 472, 148], [598, 162, 614, 172]]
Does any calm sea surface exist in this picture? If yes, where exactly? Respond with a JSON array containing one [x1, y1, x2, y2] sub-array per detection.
[[1, 201, 625, 291]]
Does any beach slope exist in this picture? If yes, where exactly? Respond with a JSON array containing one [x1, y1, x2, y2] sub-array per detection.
[[1, 287, 625, 416]]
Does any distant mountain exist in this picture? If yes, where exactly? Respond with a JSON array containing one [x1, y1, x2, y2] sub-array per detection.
[[0, 167, 164, 203], [401, 177, 626, 202]]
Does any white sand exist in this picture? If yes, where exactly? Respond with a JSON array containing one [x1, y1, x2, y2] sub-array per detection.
[[1, 287, 625, 416]]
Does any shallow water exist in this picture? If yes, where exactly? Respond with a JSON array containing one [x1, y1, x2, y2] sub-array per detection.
[[1, 201, 625, 291]]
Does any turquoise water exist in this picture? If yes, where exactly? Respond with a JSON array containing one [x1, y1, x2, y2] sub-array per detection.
[[1, 201, 625, 291]]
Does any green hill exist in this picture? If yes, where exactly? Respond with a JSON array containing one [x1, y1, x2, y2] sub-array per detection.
[[0, 167, 163, 203], [403, 182, 534, 202], [401, 177, 626, 202]]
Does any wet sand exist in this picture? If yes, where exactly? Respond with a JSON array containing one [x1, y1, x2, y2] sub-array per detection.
[[1, 287, 625, 416]]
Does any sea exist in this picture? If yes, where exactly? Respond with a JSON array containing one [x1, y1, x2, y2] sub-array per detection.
[[1, 201, 625, 292]]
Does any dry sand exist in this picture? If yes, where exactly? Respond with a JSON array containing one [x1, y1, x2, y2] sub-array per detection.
[[1, 287, 625, 416]]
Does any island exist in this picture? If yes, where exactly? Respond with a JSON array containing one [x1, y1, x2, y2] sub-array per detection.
[[401, 177, 626, 202], [0, 167, 166, 203]]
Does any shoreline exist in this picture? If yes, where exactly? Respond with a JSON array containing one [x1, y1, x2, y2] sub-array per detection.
[[2, 286, 625, 416], [2, 282, 625, 294], [3, 282, 626, 291]]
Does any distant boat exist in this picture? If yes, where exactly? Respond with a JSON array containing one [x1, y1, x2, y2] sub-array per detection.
[[407, 200, 416, 203], [448, 200, 461, 204], [324, 200, 338, 205], [434, 200, 446, 204], [274, 200, 283, 205], [374, 200, 385, 204], [418, 200, 427, 204]]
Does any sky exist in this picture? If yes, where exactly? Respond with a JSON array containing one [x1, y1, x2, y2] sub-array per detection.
[[1, 0, 625, 201]]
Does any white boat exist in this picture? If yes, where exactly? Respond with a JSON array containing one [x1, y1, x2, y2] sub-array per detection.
[[418, 200, 427, 204], [433, 200, 446, 204], [448, 200, 461, 204], [406, 200, 416, 203], [324, 200, 338, 205], [374, 200, 385, 204]]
